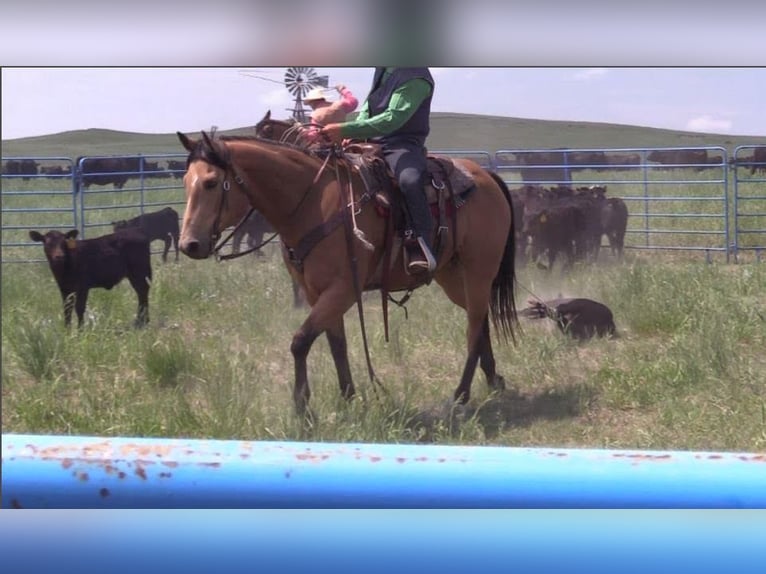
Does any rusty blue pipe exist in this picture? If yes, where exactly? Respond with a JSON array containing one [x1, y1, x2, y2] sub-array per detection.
[[2, 434, 765, 508]]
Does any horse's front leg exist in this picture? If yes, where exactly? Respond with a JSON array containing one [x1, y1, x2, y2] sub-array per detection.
[[290, 283, 357, 417], [326, 317, 355, 401], [290, 325, 321, 417]]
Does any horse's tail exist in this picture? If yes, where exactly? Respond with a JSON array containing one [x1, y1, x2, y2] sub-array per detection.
[[487, 170, 520, 344]]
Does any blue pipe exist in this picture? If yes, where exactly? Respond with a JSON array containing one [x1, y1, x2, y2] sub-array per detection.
[[2, 434, 765, 508]]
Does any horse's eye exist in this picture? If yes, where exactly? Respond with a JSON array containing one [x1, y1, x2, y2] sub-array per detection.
[[203, 179, 218, 190]]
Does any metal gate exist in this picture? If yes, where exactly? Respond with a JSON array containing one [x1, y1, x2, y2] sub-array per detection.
[[493, 146, 731, 262], [732, 145, 766, 262]]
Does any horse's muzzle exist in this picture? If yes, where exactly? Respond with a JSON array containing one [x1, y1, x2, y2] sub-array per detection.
[[179, 239, 211, 259]]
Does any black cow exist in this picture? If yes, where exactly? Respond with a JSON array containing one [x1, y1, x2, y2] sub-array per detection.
[[3, 159, 39, 180], [515, 150, 572, 184], [751, 147, 766, 175], [600, 197, 629, 259], [523, 200, 585, 272], [40, 165, 72, 177], [29, 228, 152, 328], [647, 149, 709, 169], [112, 207, 180, 262], [604, 153, 641, 171], [78, 157, 142, 189], [519, 297, 617, 340], [166, 160, 186, 179], [231, 210, 275, 257]]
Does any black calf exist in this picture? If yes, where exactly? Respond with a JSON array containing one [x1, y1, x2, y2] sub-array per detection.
[[30, 228, 152, 328], [112, 207, 180, 262]]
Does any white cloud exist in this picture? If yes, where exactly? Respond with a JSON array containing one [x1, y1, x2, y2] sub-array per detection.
[[686, 115, 732, 134], [573, 68, 608, 80]]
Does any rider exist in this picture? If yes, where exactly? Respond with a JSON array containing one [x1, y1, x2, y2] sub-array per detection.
[[305, 84, 359, 125], [320, 67, 436, 275], [303, 84, 358, 139]]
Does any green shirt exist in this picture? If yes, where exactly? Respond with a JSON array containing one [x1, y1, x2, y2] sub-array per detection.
[[340, 69, 432, 139]]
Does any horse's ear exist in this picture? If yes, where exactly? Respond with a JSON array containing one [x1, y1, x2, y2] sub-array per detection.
[[265, 110, 271, 120], [201, 130, 215, 151], [177, 131, 195, 152]]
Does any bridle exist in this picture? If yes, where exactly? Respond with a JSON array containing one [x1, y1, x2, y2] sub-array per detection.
[[197, 137, 333, 261]]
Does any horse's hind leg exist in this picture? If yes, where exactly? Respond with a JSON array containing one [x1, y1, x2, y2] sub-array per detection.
[[437, 273, 494, 405], [326, 317, 355, 401], [478, 316, 506, 392]]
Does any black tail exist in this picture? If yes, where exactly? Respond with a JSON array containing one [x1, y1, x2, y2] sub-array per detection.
[[487, 170, 520, 344]]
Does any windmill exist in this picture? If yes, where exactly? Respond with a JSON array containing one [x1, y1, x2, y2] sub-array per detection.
[[284, 67, 329, 123]]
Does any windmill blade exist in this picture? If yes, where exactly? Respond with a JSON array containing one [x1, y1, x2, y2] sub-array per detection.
[[285, 66, 322, 97]]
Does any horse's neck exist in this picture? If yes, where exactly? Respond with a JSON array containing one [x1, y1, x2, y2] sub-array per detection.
[[231, 141, 331, 237]]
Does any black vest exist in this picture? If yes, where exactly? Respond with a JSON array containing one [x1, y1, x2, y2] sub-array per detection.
[[367, 67, 434, 146]]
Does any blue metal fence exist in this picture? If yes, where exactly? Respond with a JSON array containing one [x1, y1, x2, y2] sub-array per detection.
[[732, 145, 766, 262], [492, 146, 731, 262], [1, 154, 186, 262], [1, 147, 761, 264], [3, 433, 765, 508]]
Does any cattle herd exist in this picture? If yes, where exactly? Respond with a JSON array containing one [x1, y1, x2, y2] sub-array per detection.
[[12, 145, 765, 338], [510, 184, 628, 271], [2, 157, 187, 188]]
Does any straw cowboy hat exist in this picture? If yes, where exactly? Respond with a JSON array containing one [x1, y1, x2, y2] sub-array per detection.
[[303, 87, 329, 103]]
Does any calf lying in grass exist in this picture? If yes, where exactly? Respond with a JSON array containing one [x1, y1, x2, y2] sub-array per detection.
[[29, 228, 152, 328], [520, 297, 617, 340]]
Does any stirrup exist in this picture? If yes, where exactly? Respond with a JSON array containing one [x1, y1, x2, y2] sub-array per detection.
[[406, 236, 436, 274]]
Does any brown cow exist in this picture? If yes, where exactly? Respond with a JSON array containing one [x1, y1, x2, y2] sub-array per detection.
[[29, 228, 152, 328]]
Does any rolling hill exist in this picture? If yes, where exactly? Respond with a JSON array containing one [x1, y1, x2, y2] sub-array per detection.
[[2, 112, 764, 159]]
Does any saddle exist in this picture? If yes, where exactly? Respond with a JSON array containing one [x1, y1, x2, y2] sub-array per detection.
[[342, 142, 477, 274]]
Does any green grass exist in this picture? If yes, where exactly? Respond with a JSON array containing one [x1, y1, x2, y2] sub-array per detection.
[[2, 117, 765, 451], [2, 250, 765, 451]]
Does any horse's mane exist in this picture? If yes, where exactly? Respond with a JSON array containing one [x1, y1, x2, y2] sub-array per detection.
[[219, 134, 322, 159], [185, 131, 324, 168]]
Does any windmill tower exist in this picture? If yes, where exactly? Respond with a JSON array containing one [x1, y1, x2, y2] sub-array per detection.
[[284, 67, 329, 123]]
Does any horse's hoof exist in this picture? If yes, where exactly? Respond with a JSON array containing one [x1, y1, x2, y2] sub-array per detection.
[[488, 374, 506, 392], [442, 399, 467, 423]]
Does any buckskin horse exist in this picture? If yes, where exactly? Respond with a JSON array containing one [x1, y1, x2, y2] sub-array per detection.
[[176, 128, 519, 417]]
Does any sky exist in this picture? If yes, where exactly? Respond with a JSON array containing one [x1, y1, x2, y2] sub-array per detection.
[[2, 67, 766, 141]]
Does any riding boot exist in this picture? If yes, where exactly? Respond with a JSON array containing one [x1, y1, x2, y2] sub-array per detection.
[[403, 184, 436, 275]]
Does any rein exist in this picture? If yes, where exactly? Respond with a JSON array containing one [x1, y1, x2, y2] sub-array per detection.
[[331, 147, 385, 395], [210, 146, 333, 261]]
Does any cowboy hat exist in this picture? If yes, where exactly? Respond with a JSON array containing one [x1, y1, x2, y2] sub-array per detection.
[[303, 87, 328, 103]]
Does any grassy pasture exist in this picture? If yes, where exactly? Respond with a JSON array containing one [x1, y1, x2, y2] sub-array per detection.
[[2, 117, 765, 451], [2, 192, 765, 450]]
